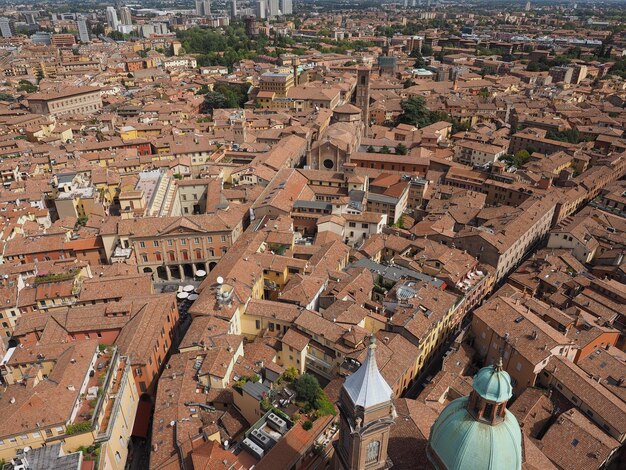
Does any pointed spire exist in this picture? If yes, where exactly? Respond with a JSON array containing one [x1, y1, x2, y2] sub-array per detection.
[[495, 356, 504, 372], [368, 333, 377, 351], [343, 334, 393, 408]]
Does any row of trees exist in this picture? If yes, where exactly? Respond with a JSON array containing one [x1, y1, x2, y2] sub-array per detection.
[[366, 144, 407, 155], [545, 128, 590, 144]]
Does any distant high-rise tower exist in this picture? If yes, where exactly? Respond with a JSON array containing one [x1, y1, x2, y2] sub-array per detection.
[[280, 0, 293, 15], [77, 17, 90, 42], [22, 12, 37, 26], [525, 1, 531, 11], [256, 0, 266, 19], [0, 17, 13, 38], [355, 67, 371, 137], [230, 0, 237, 19], [120, 7, 132, 25], [106, 6, 119, 29], [195, 0, 211, 16], [333, 337, 395, 470], [268, 0, 280, 17]]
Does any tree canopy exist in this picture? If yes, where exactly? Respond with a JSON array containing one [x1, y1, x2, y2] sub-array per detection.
[[546, 128, 586, 144], [411, 50, 426, 68], [397, 96, 468, 133], [295, 373, 320, 405], [397, 96, 442, 128], [200, 83, 249, 113], [502, 150, 531, 168], [176, 25, 268, 70], [395, 143, 408, 155], [17, 80, 37, 93]]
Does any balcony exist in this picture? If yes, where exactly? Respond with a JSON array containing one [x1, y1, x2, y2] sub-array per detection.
[[305, 353, 334, 378]]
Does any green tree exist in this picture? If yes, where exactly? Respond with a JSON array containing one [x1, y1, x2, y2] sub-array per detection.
[[92, 23, 105, 37], [397, 96, 432, 128], [260, 398, 272, 412], [505, 149, 531, 168], [608, 58, 626, 79], [380, 145, 390, 154], [17, 80, 37, 93], [412, 51, 426, 68], [367, 145, 375, 153], [281, 366, 299, 383], [395, 143, 408, 155], [66, 422, 92, 435], [195, 84, 211, 95], [403, 79, 415, 89], [314, 392, 337, 416], [295, 374, 320, 405], [202, 91, 228, 114], [546, 128, 582, 144], [108, 30, 124, 41], [317, 28, 330, 37], [393, 215, 405, 229], [526, 61, 540, 72]]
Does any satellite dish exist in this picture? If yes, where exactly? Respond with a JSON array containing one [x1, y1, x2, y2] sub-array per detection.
[[217, 276, 224, 285]]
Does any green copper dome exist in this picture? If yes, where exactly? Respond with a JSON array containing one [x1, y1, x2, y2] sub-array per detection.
[[427, 361, 522, 470], [472, 362, 513, 403], [427, 397, 523, 470]]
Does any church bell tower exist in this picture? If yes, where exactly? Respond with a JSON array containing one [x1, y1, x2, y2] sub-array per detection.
[[334, 336, 395, 470], [354, 66, 371, 137]]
